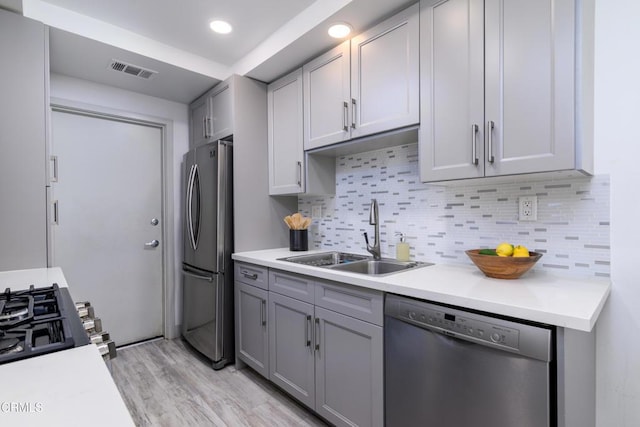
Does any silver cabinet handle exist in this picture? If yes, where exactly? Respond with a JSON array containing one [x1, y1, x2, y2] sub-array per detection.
[[52, 200, 59, 225], [487, 120, 495, 163], [351, 98, 357, 129], [306, 315, 312, 347], [297, 161, 302, 187], [315, 317, 321, 351], [202, 116, 207, 138], [471, 124, 479, 166], [206, 117, 212, 138], [261, 300, 267, 326], [343, 101, 349, 131], [241, 270, 258, 280], [145, 239, 159, 248], [50, 155, 58, 182]]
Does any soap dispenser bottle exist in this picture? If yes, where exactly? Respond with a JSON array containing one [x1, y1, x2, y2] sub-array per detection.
[[395, 232, 410, 262]]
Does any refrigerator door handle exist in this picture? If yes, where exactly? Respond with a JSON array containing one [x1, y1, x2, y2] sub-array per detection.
[[186, 164, 196, 250], [192, 163, 201, 250], [182, 267, 214, 283]]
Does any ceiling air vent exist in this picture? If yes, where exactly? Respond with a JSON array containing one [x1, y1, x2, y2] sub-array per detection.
[[108, 60, 158, 80]]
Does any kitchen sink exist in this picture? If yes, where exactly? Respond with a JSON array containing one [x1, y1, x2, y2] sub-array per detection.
[[329, 259, 433, 276], [278, 251, 369, 267], [280, 251, 433, 276]]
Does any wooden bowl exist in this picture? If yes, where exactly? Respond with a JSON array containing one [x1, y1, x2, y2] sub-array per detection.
[[465, 249, 543, 279]]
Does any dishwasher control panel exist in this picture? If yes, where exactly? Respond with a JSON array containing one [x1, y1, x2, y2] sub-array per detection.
[[395, 299, 520, 351]]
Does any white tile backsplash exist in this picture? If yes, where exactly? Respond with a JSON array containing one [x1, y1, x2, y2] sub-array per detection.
[[299, 143, 610, 279]]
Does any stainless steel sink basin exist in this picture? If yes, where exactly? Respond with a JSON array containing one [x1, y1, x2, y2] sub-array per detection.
[[278, 251, 369, 267], [329, 259, 433, 276], [279, 251, 434, 276]]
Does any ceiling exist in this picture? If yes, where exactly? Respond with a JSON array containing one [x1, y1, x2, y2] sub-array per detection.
[[1, 0, 414, 104]]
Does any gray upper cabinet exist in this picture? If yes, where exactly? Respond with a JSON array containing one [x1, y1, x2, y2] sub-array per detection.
[[189, 78, 234, 148], [303, 40, 351, 150], [419, 0, 593, 182], [189, 94, 209, 148], [350, 3, 420, 140], [0, 10, 48, 270], [208, 80, 234, 141], [268, 69, 304, 195], [303, 3, 419, 151]]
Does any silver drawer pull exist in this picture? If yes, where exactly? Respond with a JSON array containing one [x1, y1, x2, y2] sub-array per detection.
[[241, 271, 258, 280]]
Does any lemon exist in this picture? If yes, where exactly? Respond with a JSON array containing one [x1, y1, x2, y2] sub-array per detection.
[[496, 242, 514, 257], [513, 245, 530, 257]]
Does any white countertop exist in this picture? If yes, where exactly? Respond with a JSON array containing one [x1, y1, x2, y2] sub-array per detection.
[[0, 267, 135, 427], [0, 345, 134, 426], [0, 267, 68, 290], [233, 248, 611, 332]]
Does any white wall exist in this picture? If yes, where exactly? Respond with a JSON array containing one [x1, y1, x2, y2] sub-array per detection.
[[50, 73, 190, 335], [593, 0, 640, 425]]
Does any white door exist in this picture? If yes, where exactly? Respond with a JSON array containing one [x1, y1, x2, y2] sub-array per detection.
[[50, 109, 163, 345]]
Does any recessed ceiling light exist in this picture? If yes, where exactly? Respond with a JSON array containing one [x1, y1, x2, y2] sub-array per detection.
[[210, 20, 232, 34], [328, 23, 352, 39]]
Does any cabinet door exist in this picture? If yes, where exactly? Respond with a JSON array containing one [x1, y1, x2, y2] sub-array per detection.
[[236, 282, 269, 378], [315, 306, 384, 427], [269, 292, 315, 409], [484, 0, 575, 176], [209, 80, 234, 141], [189, 94, 210, 148], [0, 10, 47, 270], [268, 69, 304, 195], [303, 40, 351, 150], [351, 3, 419, 139], [419, 0, 485, 182]]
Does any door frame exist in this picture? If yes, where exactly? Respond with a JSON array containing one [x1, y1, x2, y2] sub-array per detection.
[[48, 97, 178, 340]]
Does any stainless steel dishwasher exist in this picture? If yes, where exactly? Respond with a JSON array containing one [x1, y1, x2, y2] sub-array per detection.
[[385, 294, 555, 427]]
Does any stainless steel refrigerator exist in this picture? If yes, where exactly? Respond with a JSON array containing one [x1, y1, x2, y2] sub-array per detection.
[[182, 139, 234, 370]]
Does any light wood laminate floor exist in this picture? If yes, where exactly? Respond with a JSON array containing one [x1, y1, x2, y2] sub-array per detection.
[[111, 338, 327, 427]]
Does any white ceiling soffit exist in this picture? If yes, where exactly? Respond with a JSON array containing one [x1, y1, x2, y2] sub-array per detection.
[[49, 27, 220, 104], [22, 0, 352, 81]]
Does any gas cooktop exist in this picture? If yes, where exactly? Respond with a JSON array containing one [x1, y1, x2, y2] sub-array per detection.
[[0, 284, 90, 364]]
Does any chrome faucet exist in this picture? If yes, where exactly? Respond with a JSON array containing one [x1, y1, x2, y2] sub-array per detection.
[[364, 199, 381, 260]]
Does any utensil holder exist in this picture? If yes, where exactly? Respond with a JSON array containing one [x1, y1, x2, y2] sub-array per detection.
[[289, 229, 308, 251]]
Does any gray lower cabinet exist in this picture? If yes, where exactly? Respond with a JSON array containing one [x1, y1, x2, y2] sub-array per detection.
[[268, 291, 316, 408], [267, 269, 384, 427], [314, 306, 383, 427], [235, 262, 269, 378], [235, 281, 269, 378]]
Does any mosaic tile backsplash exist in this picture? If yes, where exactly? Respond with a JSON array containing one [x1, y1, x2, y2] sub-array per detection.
[[299, 143, 610, 279]]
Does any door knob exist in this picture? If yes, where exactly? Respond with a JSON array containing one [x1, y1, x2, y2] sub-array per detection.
[[145, 239, 160, 248], [150, 218, 159, 226]]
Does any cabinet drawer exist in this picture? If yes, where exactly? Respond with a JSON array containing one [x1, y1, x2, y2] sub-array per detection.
[[269, 270, 315, 304], [235, 262, 268, 289], [315, 280, 383, 326]]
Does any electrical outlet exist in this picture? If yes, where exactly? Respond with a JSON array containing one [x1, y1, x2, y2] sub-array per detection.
[[519, 196, 538, 221], [311, 205, 322, 220]]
